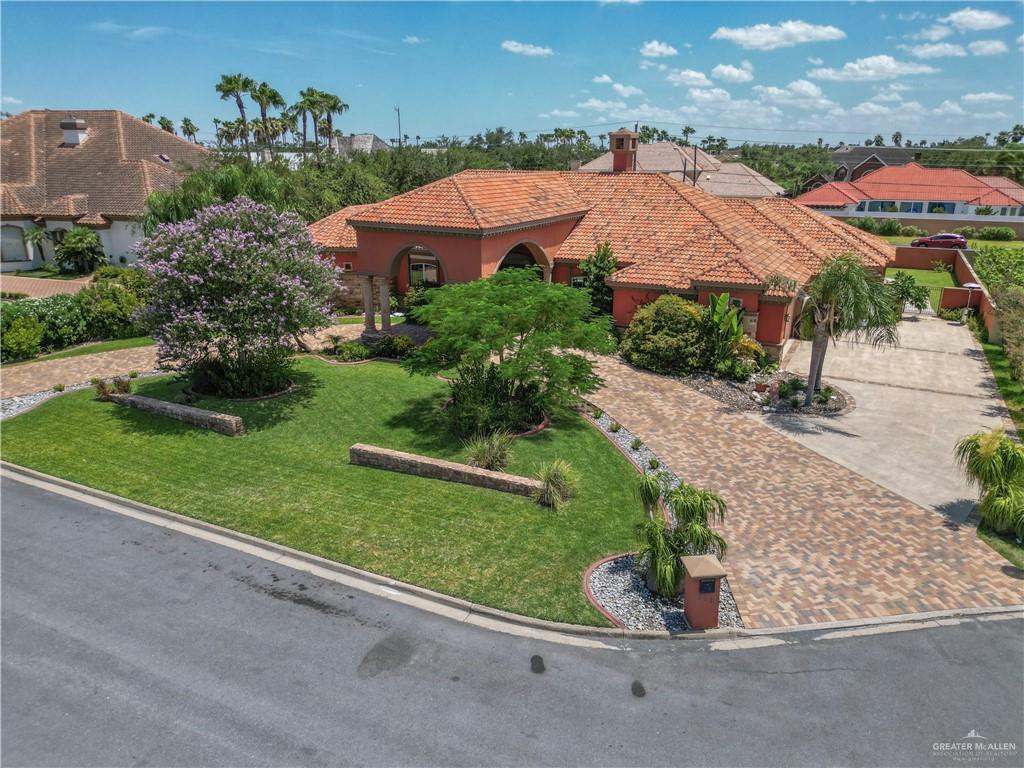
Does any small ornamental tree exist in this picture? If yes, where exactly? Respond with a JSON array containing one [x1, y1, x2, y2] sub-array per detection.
[[577, 241, 617, 316], [136, 197, 338, 397], [55, 227, 106, 273], [404, 268, 615, 434]]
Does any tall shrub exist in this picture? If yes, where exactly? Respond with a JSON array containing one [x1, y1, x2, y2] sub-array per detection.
[[55, 228, 106, 273], [577, 241, 617, 316], [135, 197, 337, 397]]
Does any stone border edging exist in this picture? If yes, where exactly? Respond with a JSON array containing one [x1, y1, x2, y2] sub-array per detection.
[[2, 461, 1022, 643], [107, 393, 244, 436], [0, 369, 164, 421]]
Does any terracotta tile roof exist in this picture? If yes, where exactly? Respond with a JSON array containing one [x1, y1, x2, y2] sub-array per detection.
[[0, 109, 210, 222], [794, 181, 865, 207], [313, 168, 894, 295], [795, 163, 1020, 207], [346, 170, 589, 232], [581, 142, 722, 174], [978, 176, 1024, 205], [696, 162, 785, 199], [308, 203, 376, 249]]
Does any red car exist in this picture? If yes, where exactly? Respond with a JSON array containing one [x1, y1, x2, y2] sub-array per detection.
[[910, 233, 968, 249]]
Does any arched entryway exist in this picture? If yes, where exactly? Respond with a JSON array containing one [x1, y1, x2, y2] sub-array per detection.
[[360, 244, 449, 335], [496, 241, 552, 281]]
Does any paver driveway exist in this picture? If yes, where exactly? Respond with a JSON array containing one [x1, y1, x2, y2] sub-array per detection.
[[1, 347, 158, 399], [589, 356, 1024, 629], [776, 314, 1011, 522], [0, 275, 89, 298]]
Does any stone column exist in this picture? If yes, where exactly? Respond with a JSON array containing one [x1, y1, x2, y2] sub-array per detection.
[[379, 280, 392, 332], [360, 275, 376, 333], [542, 265, 553, 283]]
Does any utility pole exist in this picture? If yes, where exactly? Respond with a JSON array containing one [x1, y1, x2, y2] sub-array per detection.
[[395, 106, 402, 148]]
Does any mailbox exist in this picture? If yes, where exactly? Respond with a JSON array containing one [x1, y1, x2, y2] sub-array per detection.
[[680, 554, 727, 630]]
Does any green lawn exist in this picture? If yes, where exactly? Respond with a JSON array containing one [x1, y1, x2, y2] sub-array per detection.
[[334, 315, 407, 326], [880, 235, 1024, 251], [978, 526, 1024, 572], [3, 336, 154, 368], [980, 341, 1024, 434], [10, 268, 89, 280], [0, 358, 642, 625], [885, 267, 956, 310]]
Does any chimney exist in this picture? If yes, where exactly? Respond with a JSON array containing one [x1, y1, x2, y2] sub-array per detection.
[[60, 115, 87, 147], [609, 127, 638, 173]]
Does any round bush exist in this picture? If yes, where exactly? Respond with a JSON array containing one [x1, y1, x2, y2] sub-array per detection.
[[77, 282, 142, 340], [619, 295, 707, 375], [32, 294, 88, 349], [978, 226, 1016, 242], [1, 315, 43, 361], [55, 228, 106, 273], [900, 225, 927, 237], [953, 226, 978, 239]]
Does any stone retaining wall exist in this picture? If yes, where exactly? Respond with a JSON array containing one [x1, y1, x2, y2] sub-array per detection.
[[107, 394, 244, 436], [349, 443, 542, 497]]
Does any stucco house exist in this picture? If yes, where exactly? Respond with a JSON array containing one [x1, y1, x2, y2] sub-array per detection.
[[0, 109, 209, 272], [580, 138, 784, 199], [795, 163, 1024, 237], [311, 129, 892, 359]]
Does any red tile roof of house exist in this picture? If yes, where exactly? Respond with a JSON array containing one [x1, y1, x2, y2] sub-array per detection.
[[311, 169, 893, 295], [1, 109, 210, 223], [308, 203, 375, 250], [795, 163, 1020, 208], [978, 176, 1024, 205]]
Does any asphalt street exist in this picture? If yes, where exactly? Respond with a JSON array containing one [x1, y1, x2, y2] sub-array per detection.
[[2, 474, 1022, 767]]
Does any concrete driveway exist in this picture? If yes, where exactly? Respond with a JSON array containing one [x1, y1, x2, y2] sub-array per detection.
[[772, 315, 1011, 522]]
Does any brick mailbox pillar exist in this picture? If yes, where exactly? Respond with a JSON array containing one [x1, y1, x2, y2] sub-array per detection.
[[680, 555, 727, 630]]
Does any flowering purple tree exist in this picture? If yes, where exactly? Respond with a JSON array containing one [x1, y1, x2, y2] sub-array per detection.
[[136, 197, 338, 397]]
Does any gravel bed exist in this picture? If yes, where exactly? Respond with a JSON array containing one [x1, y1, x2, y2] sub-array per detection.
[[683, 370, 851, 417], [1, 370, 164, 420], [588, 554, 743, 631]]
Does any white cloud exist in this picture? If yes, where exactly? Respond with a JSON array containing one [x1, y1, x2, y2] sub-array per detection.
[[968, 39, 1008, 56], [962, 92, 1013, 103], [913, 24, 953, 41], [688, 87, 733, 106], [639, 60, 668, 71], [939, 7, 1011, 32], [403, 35, 421, 44], [89, 20, 169, 40], [538, 109, 580, 119], [665, 68, 711, 87], [501, 39, 554, 57], [710, 20, 845, 51], [753, 79, 835, 110], [902, 42, 966, 58], [576, 97, 628, 112], [850, 101, 893, 116], [712, 60, 754, 83], [808, 55, 939, 81], [933, 99, 965, 115], [807, 56, 824, 65], [874, 83, 911, 102], [612, 83, 644, 97], [640, 39, 678, 57], [974, 111, 1008, 119], [2, 96, 23, 105], [897, 11, 928, 22], [592, 74, 613, 83]]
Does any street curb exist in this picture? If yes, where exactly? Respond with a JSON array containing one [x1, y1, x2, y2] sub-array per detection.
[[3, 461, 1022, 646], [581, 553, 630, 629]]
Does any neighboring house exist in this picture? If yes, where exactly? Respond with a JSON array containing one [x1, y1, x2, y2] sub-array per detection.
[[311, 129, 891, 358], [580, 137, 784, 199], [330, 133, 392, 156], [795, 163, 1024, 237], [0, 109, 209, 272], [804, 146, 914, 190]]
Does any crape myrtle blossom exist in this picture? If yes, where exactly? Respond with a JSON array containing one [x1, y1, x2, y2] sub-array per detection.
[[134, 197, 338, 374]]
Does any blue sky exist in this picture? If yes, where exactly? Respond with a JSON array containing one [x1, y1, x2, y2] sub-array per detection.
[[2, 1, 1022, 146]]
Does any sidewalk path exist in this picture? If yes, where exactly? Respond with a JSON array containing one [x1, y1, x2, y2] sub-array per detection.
[[1, 347, 158, 399], [0, 275, 90, 298], [589, 355, 1024, 629]]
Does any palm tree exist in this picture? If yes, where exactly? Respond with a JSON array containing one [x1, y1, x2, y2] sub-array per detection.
[[292, 88, 320, 159], [215, 73, 256, 153], [680, 125, 696, 146], [141, 113, 156, 124], [667, 484, 728, 559], [636, 472, 663, 521], [320, 90, 349, 148], [180, 117, 199, 142], [249, 81, 287, 154], [955, 427, 1024, 535], [891, 131, 903, 147], [157, 116, 175, 134], [21, 226, 51, 262], [212, 118, 223, 148], [774, 254, 899, 406]]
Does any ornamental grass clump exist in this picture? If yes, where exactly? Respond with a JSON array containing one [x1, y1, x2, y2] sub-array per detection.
[[464, 430, 515, 472], [533, 459, 578, 510], [135, 197, 338, 398]]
